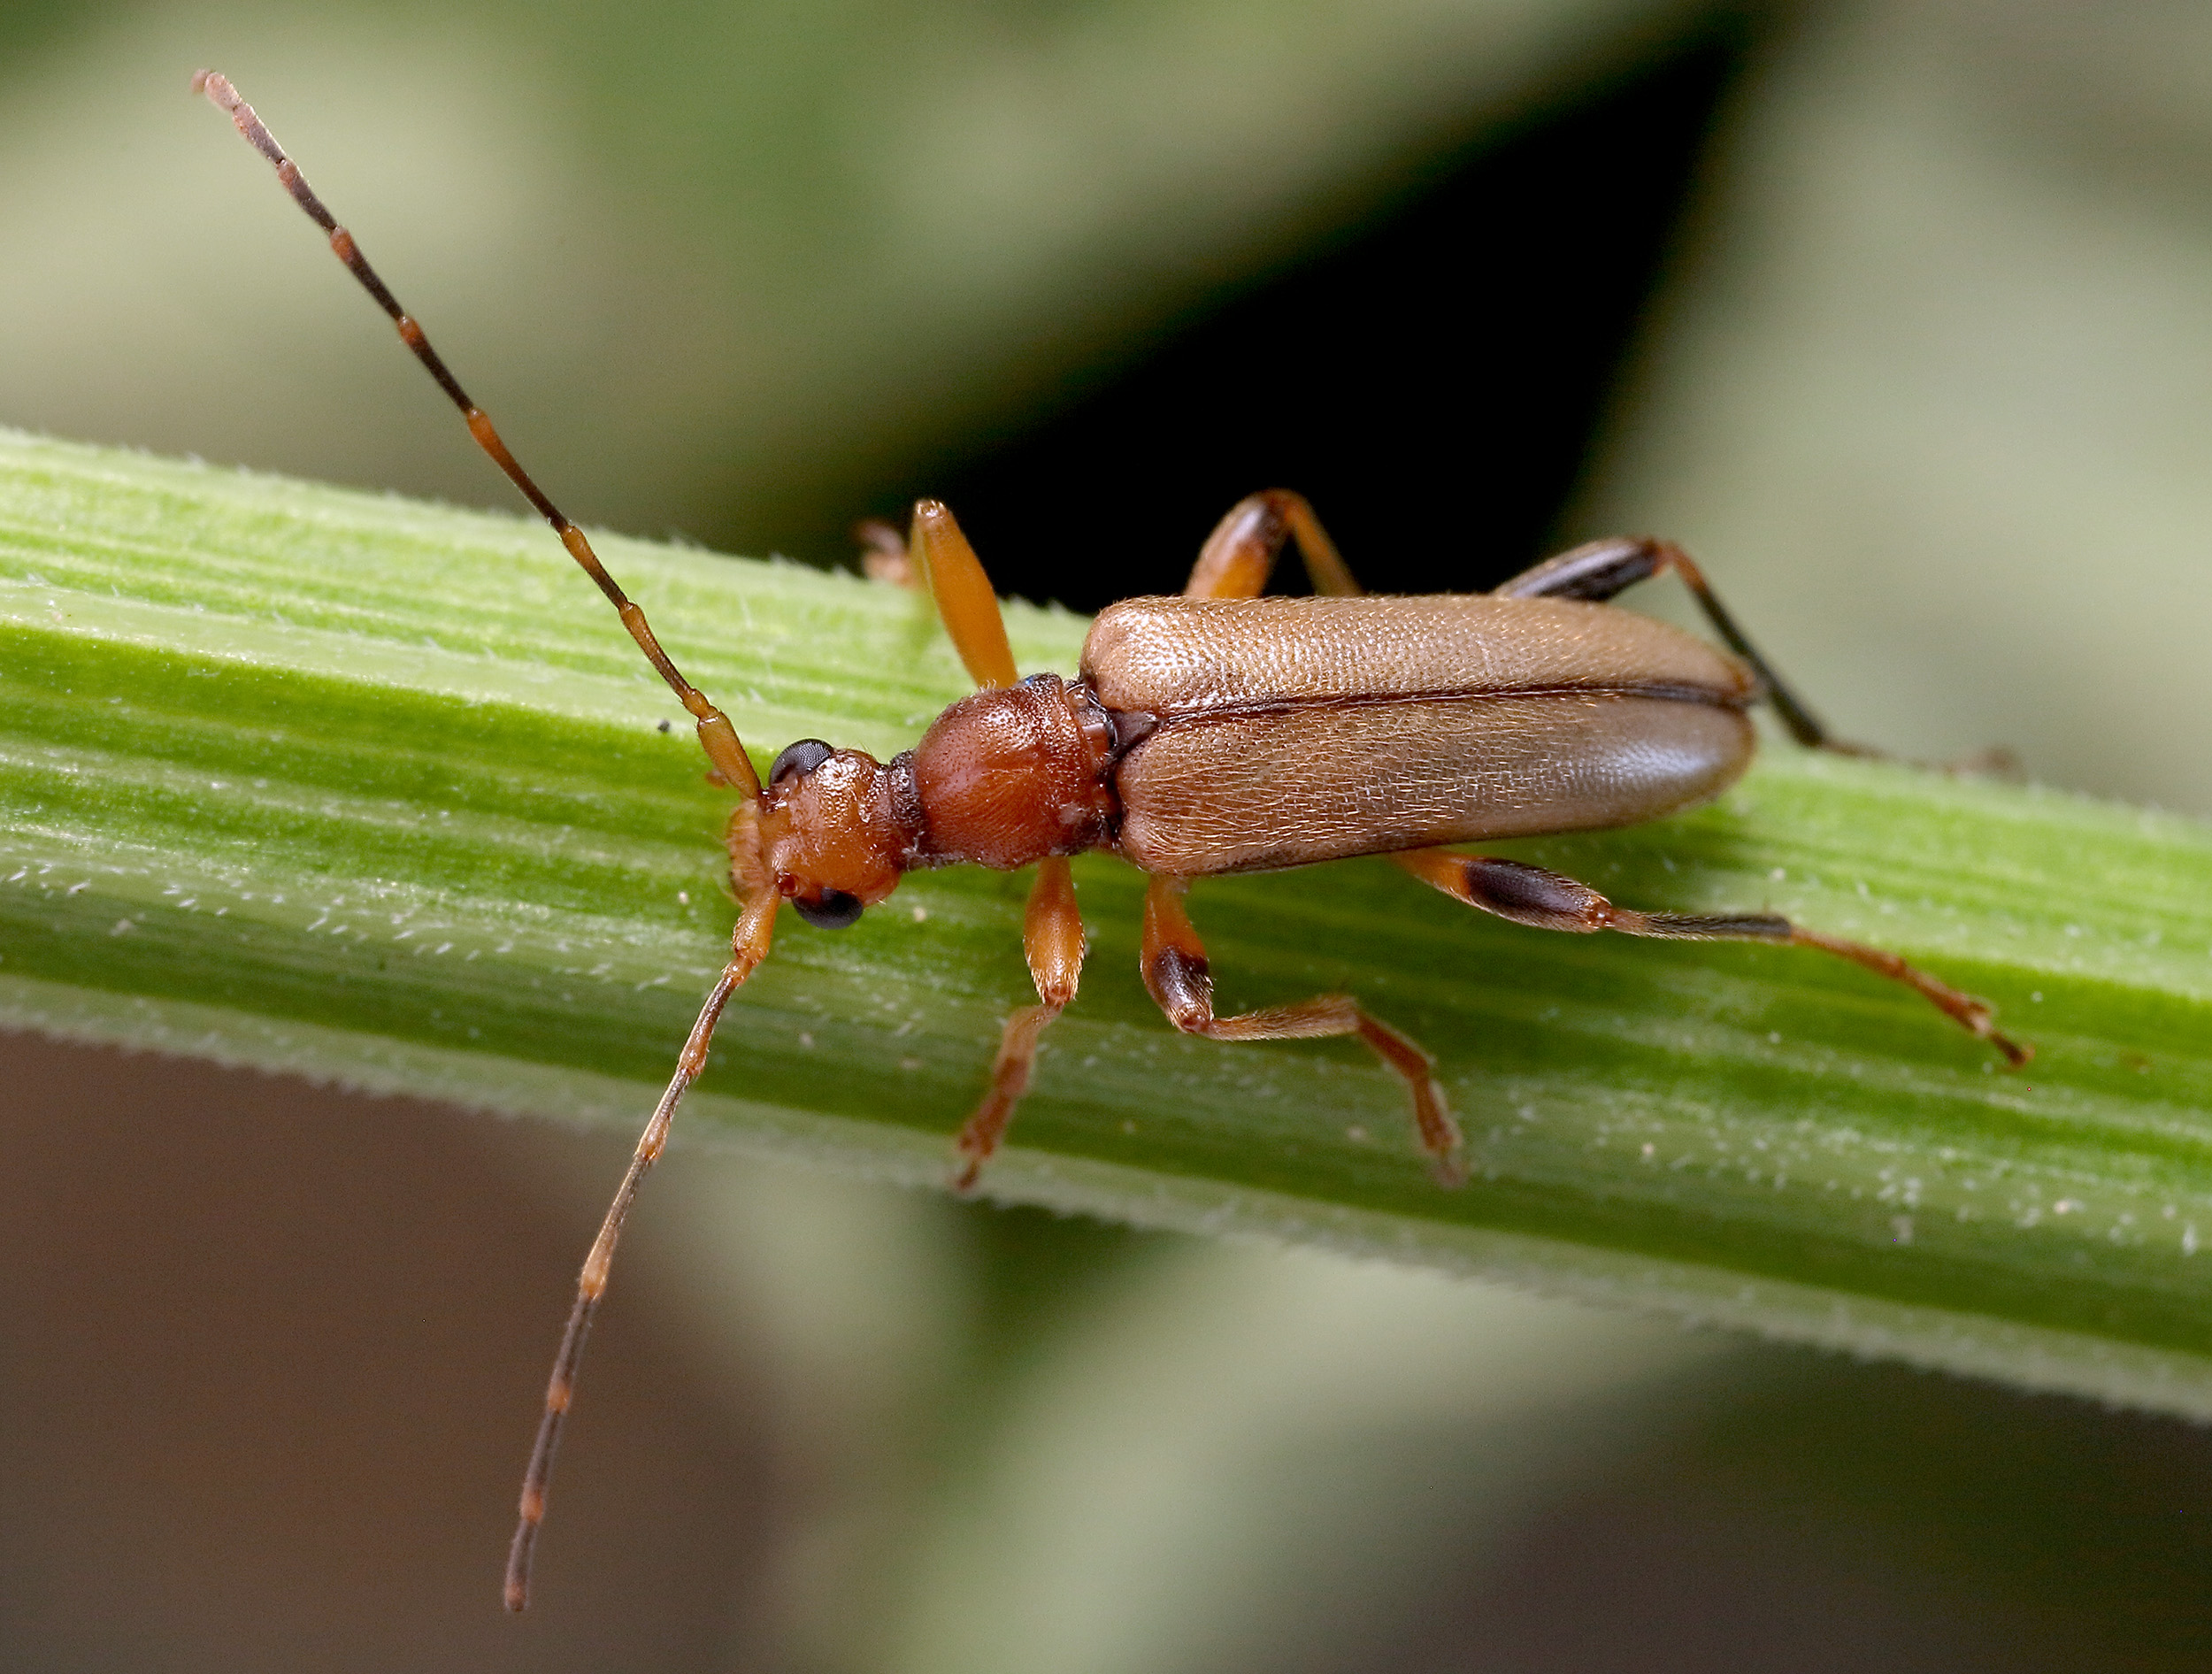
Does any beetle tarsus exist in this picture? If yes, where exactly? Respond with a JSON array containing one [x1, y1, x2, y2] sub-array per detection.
[[1789, 927, 2032, 1068], [953, 1001, 1066, 1189]]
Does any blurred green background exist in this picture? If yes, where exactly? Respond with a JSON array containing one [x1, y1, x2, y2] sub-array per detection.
[[4, 0, 2212, 1668]]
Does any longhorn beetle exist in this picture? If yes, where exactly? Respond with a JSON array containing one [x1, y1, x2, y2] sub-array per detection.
[[193, 70, 2030, 1612]]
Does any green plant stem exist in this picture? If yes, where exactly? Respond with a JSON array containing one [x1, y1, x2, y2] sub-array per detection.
[[5, 429, 2211, 1410]]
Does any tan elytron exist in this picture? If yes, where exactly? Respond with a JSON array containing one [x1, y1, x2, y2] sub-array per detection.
[[1087, 593, 1758, 874]]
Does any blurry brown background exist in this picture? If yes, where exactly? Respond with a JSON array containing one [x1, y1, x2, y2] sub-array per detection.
[[5, 1, 2212, 1668]]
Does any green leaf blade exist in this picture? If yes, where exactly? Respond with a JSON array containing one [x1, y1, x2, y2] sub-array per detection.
[[6, 427, 2212, 1412]]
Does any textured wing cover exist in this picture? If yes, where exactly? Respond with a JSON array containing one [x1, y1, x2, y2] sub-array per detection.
[[1081, 596, 1756, 876], [1081, 595, 1753, 711]]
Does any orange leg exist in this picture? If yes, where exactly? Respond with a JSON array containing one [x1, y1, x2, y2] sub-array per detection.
[[1389, 848, 2031, 1066], [909, 499, 1020, 691], [1140, 877, 1463, 1185], [1182, 489, 1363, 600], [952, 856, 1087, 1189], [855, 517, 919, 588]]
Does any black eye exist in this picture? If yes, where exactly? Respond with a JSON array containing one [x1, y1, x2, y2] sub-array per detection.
[[770, 738, 835, 785], [793, 888, 864, 930]]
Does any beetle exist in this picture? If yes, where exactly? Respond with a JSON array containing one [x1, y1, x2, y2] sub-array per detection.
[[194, 71, 2029, 1611]]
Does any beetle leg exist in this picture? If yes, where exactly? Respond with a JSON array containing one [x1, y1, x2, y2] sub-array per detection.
[[1141, 877, 1464, 1183], [1390, 849, 2032, 1067], [952, 856, 1087, 1189], [1491, 536, 1838, 751], [856, 517, 920, 587], [910, 499, 1021, 690], [1183, 490, 1363, 600]]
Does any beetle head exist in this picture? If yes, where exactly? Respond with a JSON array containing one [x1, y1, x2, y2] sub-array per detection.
[[751, 739, 911, 928]]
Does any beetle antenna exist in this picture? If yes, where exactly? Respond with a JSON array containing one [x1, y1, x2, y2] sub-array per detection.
[[190, 69, 760, 798], [504, 889, 778, 1611]]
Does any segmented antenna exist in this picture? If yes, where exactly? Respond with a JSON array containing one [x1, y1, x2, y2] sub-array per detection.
[[502, 911, 771, 1609], [189, 70, 759, 800], [194, 71, 780, 1611]]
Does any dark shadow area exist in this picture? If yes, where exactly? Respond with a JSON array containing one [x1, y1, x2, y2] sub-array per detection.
[[1379, 1355, 2212, 1674], [882, 19, 1755, 611]]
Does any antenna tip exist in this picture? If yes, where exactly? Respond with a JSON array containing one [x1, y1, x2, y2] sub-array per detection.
[[190, 68, 234, 105]]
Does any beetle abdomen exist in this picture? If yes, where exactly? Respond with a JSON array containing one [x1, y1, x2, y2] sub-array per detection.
[[1082, 595, 1757, 877]]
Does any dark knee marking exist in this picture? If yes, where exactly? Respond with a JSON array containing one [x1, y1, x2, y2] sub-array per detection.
[[1493, 536, 1664, 603], [1146, 944, 1214, 1030], [1456, 856, 1611, 932]]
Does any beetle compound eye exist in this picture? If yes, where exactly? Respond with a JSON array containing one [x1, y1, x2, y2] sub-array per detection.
[[793, 888, 865, 930], [771, 738, 835, 785]]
